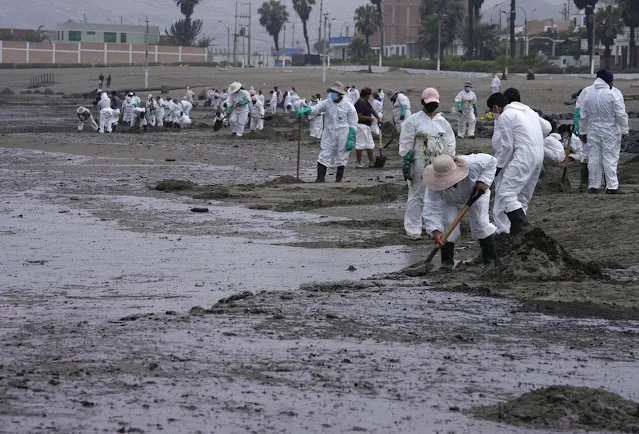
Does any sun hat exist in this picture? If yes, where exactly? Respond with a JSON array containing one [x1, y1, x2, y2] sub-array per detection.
[[422, 88, 440, 104], [327, 80, 347, 95], [311, 94, 318, 102], [464, 81, 473, 87], [228, 81, 242, 94], [423, 155, 470, 191], [147, 94, 153, 99], [388, 89, 399, 98], [77, 106, 86, 114]]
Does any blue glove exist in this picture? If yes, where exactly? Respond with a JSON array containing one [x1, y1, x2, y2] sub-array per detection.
[[400, 105, 407, 121], [573, 107, 581, 135], [296, 107, 312, 118], [346, 127, 356, 151]]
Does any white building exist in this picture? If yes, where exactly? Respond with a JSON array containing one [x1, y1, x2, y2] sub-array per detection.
[[50, 21, 160, 45]]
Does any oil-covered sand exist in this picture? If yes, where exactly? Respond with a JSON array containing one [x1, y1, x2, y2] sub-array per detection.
[[1, 66, 639, 433]]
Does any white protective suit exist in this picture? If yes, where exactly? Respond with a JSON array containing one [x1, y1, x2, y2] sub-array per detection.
[[284, 92, 293, 112], [249, 100, 265, 131], [399, 111, 456, 238], [292, 99, 307, 112], [146, 99, 157, 127], [563, 133, 584, 162], [228, 89, 251, 137], [423, 154, 498, 242], [122, 97, 134, 124], [392, 93, 412, 134], [185, 87, 195, 104], [270, 92, 278, 115], [349, 88, 360, 105], [309, 96, 358, 168], [493, 102, 550, 234], [77, 106, 98, 131], [98, 93, 113, 133], [257, 92, 265, 106], [309, 100, 324, 139], [180, 100, 193, 117], [179, 113, 191, 128], [131, 107, 147, 129], [579, 79, 629, 191], [371, 97, 383, 136], [544, 133, 567, 163], [490, 75, 501, 94], [167, 100, 181, 124], [155, 98, 165, 127], [455, 89, 478, 138], [132, 95, 141, 107]]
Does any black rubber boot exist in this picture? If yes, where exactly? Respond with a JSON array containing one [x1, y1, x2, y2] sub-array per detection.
[[315, 162, 327, 183], [335, 166, 345, 183], [440, 242, 455, 271], [479, 234, 498, 271], [579, 163, 589, 192], [506, 208, 533, 237], [588, 188, 600, 194], [143, 125, 148, 132]]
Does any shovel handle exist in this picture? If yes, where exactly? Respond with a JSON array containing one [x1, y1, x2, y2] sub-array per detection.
[[563, 125, 573, 169], [431, 188, 486, 251]]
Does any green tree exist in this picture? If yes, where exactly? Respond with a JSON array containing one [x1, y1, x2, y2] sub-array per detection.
[[349, 36, 370, 63], [354, 4, 380, 46], [165, 19, 204, 46], [420, 0, 465, 61], [509, 0, 516, 58], [618, 0, 639, 68], [26, 25, 51, 43], [258, 0, 289, 52], [467, 0, 485, 58], [292, 0, 315, 55], [175, 0, 201, 20], [195, 34, 215, 48], [595, 4, 623, 68], [460, 20, 498, 60], [574, 0, 599, 64], [495, 47, 514, 78]]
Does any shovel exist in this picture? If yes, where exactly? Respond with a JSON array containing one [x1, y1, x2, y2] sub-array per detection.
[[560, 125, 573, 192], [383, 119, 396, 149], [373, 126, 387, 168], [403, 188, 486, 277]]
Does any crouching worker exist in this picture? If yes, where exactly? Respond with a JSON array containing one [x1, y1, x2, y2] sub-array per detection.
[[131, 107, 148, 131], [422, 154, 498, 272], [77, 106, 98, 131]]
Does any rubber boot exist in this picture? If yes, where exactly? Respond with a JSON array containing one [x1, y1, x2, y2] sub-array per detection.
[[315, 162, 327, 183], [143, 125, 148, 132], [479, 234, 498, 272], [579, 163, 589, 192], [440, 242, 455, 271], [335, 166, 345, 183], [506, 208, 533, 237]]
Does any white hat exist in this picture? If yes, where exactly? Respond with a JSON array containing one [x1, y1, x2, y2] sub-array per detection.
[[77, 106, 86, 114], [423, 155, 470, 191], [327, 81, 347, 95], [228, 82, 242, 94], [148, 94, 153, 99]]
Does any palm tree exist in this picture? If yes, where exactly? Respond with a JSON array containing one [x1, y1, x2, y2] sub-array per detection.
[[467, 0, 485, 58], [574, 0, 599, 65], [461, 21, 498, 60], [175, 0, 201, 20], [595, 4, 623, 68], [354, 4, 380, 46], [509, 0, 516, 58], [420, 0, 465, 60], [292, 0, 315, 55], [26, 25, 51, 43], [370, 0, 384, 57], [258, 0, 289, 52], [619, 0, 639, 68]]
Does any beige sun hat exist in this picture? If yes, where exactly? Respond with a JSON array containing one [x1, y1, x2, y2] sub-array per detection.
[[327, 80, 347, 95], [228, 81, 242, 94], [77, 106, 87, 114], [423, 155, 470, 191], [464, 81, 473, 87], [388, 89, 399, 98]]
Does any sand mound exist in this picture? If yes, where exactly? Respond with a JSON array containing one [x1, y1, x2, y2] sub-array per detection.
[[43, 88, 54, 95], [264, 175, 304, 187], [155, 179, 197, 191], [473, 386, 639, 433], [484, 228, 601, 281], [192, 185, 230, 199], [0, 87, 15, 95], [349, 183, 406, 202]]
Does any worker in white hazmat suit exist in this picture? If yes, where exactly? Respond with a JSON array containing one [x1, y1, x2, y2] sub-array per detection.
[[574, 81, 596, 190], [490, 73, 501, 94], [76, 106, 98, 131], [180, 99, 193, 117], [249, 94, 265, 132], [292, 98, 307, 112], [166, 97, 181, 127], [224, 81, 251, 137], [297, 81, 358, 183], [378, 89, 385, 104], [422, 154, 498, 271], [389, 90, 411, 134], [155, 96, 165, 128], [97, 92, 114, 133], [269, 90, 278, 115], [349, 86, 360, 105], [370, 91, 383, 136], [399, 88, 456, 240], [557, 124, 584, 163], [308, 94, 324, 139], [132, 93, 141, 107], [489, 89, 550, 236], [122, 94, 134, 125], [578, 69, 629, 194], [179, 112, 191, 128], [130, 107, 148, 131], [455, 81, 478, 139], [257, 90, 265, 106], [185, 86, 194, 104], [146, 94, 156, 127]]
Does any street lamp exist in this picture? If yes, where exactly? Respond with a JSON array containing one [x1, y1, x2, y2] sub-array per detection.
[[516, 6, 528, 56], [531, 8, 537, 22], [490, 4, 500, 25], [437, 13, 447, 72], [501, 10, 509, 75], [144, 18, 149, 89], [218, 20, 230, 65], [587, 5, 595, 75]]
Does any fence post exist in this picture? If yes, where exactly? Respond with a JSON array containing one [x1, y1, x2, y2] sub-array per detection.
[[179, 46, 183, 63], [52, 42, 56, 64], [78, 42, 81, 64], [26, 41, 30, 64]]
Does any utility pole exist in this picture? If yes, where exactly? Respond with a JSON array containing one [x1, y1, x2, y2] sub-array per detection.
[[247, 3, 252, 66], [292, 22, 295, 53], [437, 13, 443, 71], [318, 0, 323, 53], [144, 18, 149, 89], [233, 2, 239, 64], [328, 20, 332, 67], [378, 0, 384, 67], [219, 21, 231, 65], [283, 25, 287, 67], [322, 14, 328, 83]]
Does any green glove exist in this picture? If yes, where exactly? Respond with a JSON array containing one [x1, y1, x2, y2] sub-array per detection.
[[296, 107, 312, 118], [224, 106, 234, 116], [573, 107, 581, 135], [473, 103, 478, 116], [400, 105, 407, 121], [540, 164, 546, 178], [402, 150, 414, 181], [238, 98, 250, 106], [456, 101, 463, 113], [346, 127, 356, 151]]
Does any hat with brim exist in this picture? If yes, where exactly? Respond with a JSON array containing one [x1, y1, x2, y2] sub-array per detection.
[[423, 155, 470, 191], [464, 81, 473, 87], [77, 106, 86, 114], [228, 82, 242, 94], [327, 80, 347, 95], [311, 95, 318, 102]]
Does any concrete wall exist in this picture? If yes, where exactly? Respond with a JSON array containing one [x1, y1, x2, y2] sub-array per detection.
[[0, 41, 207, 65]]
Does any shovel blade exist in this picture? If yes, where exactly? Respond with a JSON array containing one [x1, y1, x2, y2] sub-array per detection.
[[560, 170, 572, 193], [403, 262, 436, 277], [373, 155, 387, 168], [212, 119, 224, 132]]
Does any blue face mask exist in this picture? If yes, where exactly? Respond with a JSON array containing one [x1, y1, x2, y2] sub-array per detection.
[[330, 92, 340, 102], [464, 87, 471, 92]]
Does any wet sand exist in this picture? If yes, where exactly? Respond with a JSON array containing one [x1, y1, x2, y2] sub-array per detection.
[[1, 66, 639, 433]]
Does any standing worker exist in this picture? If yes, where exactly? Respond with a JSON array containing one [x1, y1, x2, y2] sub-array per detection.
[[269, 90, 278, 115], [155, 96, 165, 128], [185, 87, 195, 104], [354, 87, 381, 168], [389, 90, 411, 134], [97, 92, 114, 133], [399, 88, 456, 240], [308, 94, 324, 139], [297, 81, 358, 183], [249, 93, 265, 132], [455, 81, 478, 139], [146, 94, 157, 127], [579, 69, 629, 194], [98, 73, 104, 90], [106, 74, 112, 89], [490, 73, 501, 94], [370, 91, 384, 136], [224, 81, 251, 137]]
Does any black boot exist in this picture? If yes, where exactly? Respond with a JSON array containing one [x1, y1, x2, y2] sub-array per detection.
[[315, 162, 327, 183], [335, 166, 345, 183], [479, 234, 498, 271], [440, 242, 455, 271], [579, 163, 589, 192], [506, 208, 533, 237]]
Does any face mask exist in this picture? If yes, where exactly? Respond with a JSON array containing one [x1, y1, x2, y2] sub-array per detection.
[[464, 87, 471, 92], [424, 102, 439, 113], [330, 92, 340, 102]]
